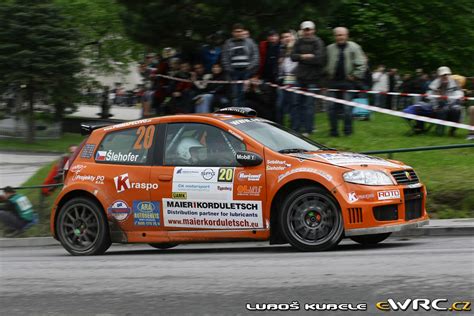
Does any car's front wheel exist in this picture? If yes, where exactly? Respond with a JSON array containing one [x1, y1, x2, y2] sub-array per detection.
[[56, 197, 111, 256], [148, 243, 178, 250], [279, 186, 344, 251], [350, 233, 391, 245]]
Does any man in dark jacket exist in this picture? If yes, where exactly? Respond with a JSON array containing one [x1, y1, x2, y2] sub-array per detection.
[[222, 23, 259, 106], [290, 21, 326, 136]]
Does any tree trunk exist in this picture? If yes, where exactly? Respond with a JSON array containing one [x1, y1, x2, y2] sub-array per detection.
[[26, 88, 35, 143]]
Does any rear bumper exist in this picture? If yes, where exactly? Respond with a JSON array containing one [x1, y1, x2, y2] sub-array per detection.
[[345, 218, 429, 236]]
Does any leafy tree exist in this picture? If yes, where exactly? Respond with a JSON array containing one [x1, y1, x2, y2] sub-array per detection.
[[54, 0, 144, 74], [0, 0, 82, 142], [118, 0, 337, 47]]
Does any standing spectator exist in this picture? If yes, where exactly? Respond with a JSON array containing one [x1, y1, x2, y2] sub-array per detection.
[[467, 105, 474, 140], [326, 27, 366, 137], [222, 23, 259, 106], [399, 73, 414, 109], [290, 21, 326, 136], [258, 30, 280, 83], [191, 63, 213, 113], [427, 66, 464, 136], [387, 68, 400, 109], [201, 33, 222, 73], [371, 65, 389, 108], [275, 30, 298, 124], [208, 63, 230, 109]]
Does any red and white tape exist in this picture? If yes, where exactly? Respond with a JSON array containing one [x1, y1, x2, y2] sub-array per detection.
[[156, 74, 474, 131]]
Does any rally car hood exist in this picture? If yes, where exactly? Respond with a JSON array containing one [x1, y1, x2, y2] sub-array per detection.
[[289, 151, 411, 171]]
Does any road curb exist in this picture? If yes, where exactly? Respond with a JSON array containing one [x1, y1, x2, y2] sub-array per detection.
[[0, 237, 59, 248], [0, 220, 473, 248]]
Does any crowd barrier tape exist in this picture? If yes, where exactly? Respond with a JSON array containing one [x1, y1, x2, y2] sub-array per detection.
[[156, 74, 474, 131]]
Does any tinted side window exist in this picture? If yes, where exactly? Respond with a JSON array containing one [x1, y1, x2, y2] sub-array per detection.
[[164, 123, 246, 166], [96, 125, 156, 165]]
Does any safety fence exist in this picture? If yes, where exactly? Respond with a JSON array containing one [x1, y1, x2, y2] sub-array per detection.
[[157, 74, 474, 131]]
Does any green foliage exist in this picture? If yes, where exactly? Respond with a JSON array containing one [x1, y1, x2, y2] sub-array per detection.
[[118, 0, 339, 46], [331, 0, 474, 74], [0, 0, 82, 89], [0, 0, 83, 141], [54, 0, 145, 73]]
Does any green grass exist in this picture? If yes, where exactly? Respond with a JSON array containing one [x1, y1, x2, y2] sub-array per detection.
[[0, 133, 86, 152], [308, 111, 474, 218]]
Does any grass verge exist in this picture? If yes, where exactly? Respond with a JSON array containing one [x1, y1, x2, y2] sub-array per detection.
[[0, 133, 85, 153]]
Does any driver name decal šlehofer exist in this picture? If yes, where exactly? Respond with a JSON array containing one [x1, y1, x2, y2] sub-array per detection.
[[315, 153, 400, 167], [163, 199, 263, 229]]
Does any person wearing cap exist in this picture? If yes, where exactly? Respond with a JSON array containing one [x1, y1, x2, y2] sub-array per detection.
[[426, 66, 464, 136], [326, 27, 366, 137], [222, 23, 259, 106], [0, 187, 36, 237], [290, 20, 326, 136]]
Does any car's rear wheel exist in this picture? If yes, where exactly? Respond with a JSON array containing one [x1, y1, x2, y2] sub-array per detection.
[[350, 233, 391, 245], [148, 243, 178, 250], [57, 197, 111, 256], [279, 186, 343, 251]]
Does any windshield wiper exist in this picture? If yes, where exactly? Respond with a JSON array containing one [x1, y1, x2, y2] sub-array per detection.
[[278, 148, 311, 154]]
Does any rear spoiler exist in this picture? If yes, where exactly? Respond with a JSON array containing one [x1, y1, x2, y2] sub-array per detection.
[[80, 122, 114, 135]]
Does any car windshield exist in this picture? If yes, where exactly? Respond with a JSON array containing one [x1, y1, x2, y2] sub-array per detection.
[[228, 119, 329, 152]]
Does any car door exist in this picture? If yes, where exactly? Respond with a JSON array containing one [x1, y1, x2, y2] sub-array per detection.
[[93, 124, 158, 235], [150, 122, 266, 232]]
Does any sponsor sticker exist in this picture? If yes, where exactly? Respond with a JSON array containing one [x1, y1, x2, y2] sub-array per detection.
[[172, 183, 233, 199], [277, 167, 333, 182], [348, 192, 375, 203], [201, 168, 216, 181], [238, 172, 262, 182], [95, 150, 140, 163], [316, 153, 401, 167], [377, 190, 401, 201], [70, 164, 87, 174], [103, 119, 152, 131], [172, 192, 187, 199], [80, 144, 95, 159], [348, 192, 358, 203], [113, 173, 159, 193], [133, 201, 160, 226], [237, 185, 262, 196], [163, 199, 263, 229], [228, 118, 268, 126], [108, 200, 131, 222]]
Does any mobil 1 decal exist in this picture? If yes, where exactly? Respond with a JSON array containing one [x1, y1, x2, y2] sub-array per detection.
[[163, 199, 263, 229], [172, 167, 234, 199]]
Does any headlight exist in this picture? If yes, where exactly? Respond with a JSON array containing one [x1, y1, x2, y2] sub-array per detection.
[[343, 170, 395, 186]]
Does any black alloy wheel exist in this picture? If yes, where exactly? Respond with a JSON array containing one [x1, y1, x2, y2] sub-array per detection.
[[279, 186, 344, 251], [57, 197, 111, 256]]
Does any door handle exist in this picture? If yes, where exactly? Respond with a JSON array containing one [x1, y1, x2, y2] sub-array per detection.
[[158, 175, 172, 181]]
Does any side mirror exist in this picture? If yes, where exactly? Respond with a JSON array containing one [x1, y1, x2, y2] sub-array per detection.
[[236, 151, 263, 166]]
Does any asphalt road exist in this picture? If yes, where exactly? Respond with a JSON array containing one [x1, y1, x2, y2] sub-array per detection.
[[0, 236, 473, 316], [0, 151, 61, 188]]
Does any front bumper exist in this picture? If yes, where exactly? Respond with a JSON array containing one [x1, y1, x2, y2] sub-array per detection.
[[345, 218, 429, 236]]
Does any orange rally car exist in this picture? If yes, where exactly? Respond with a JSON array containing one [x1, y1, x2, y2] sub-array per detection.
[[51, 107, 429, 255]]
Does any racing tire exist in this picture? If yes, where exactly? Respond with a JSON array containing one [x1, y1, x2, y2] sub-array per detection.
[[350, 233, 391, 245], [279, 186, 344, 251], [148, 243, 179, 250], [56, 197, 111, 256]]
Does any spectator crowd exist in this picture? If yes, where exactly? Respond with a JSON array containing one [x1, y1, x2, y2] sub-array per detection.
[[133, 21, 470, 138]]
